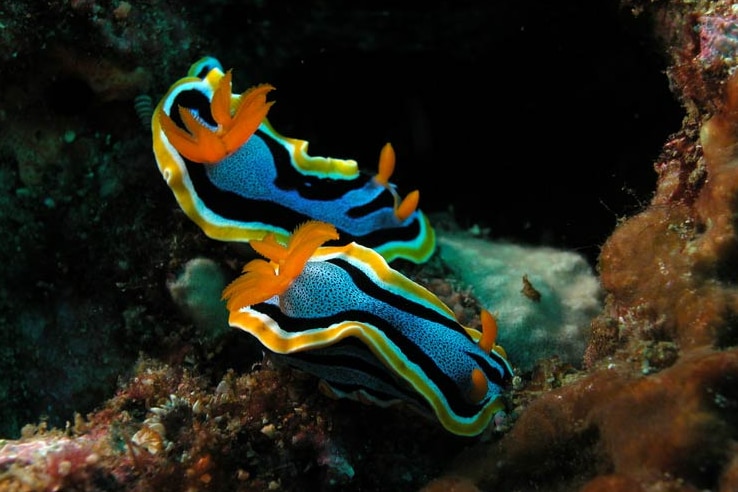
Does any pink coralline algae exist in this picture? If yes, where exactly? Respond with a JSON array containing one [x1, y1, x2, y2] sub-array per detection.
[[0, 430, 106, 491], [698, 13, 738, 67], [0, 357, 464, 491]]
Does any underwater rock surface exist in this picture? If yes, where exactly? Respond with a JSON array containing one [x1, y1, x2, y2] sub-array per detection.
[[3, 0, 738, 491], [438, 229, 602, 372]]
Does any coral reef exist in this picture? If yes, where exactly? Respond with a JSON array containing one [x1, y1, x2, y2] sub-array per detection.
[[166, 257, 230, 345], [437, 227, 602, 372], [0, 357, 468, 491], [429, 2, 738, 491], [0, 0, 204, 439], [447, 347, 738, 491], [5, 0, 738, 491]]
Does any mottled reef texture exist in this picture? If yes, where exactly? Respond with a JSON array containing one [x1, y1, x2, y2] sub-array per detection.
[[2, 0, 738, 491], [445, 1, 738, 491]]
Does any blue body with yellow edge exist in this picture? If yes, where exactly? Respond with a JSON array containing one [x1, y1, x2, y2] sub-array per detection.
[[152, 58, 511, 436], [223, 221, 513, 436], [152, 57, 435, 264]]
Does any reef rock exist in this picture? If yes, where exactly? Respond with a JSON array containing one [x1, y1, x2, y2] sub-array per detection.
[[434, 2, 738, 491], [438, 229, 602, 372]]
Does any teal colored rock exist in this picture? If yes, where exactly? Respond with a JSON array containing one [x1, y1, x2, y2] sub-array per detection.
[[438, 230, 602, 372], [167, 257, 230, 343]]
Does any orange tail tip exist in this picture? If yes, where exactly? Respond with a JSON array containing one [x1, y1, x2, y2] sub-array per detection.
[[160, 69, 275, 164], [395, 190, 419, 222], [222, 221, 339, 310], [468, 368, 488, 403], [374, 142, 395, 187], [478, 309, 498, 354]]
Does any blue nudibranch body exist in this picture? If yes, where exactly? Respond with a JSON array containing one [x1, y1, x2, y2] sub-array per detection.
[[222, 220, 513, 436], [152, 57, 435, 264]]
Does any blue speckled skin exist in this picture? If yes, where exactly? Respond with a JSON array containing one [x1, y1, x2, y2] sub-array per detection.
[[206, 128, 410, 236], [152, 57, 435, 263], [229, 242, 513, 436]]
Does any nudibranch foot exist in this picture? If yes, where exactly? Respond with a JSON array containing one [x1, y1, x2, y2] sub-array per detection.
[[152, 57, 436, 264], [223, 220, 513, 436]]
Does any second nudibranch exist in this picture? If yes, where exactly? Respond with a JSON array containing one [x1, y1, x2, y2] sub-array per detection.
[[222, 220, 514, 437], [152, 57, 435, 264]]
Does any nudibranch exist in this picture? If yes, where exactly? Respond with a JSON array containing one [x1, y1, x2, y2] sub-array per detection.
[[152, 56, 435, 264], [222, 220, 514, 436]]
